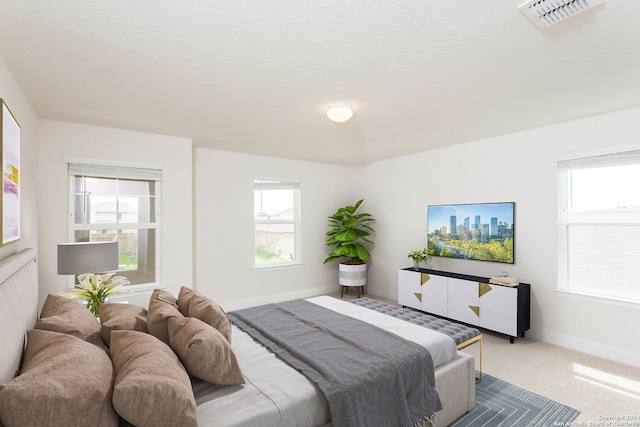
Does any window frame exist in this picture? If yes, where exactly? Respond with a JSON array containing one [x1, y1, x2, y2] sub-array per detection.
[[253, 177, 302, 269], [557, 146, 640, 309], [66, 157, 162, 291]]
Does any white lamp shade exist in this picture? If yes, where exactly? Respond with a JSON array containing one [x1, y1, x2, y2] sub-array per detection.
[[57, 241, 119, 275], [327, 103, 353, 123]]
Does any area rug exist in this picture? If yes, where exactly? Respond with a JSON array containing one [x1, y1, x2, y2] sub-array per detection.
[[449, 373, 580, 427]]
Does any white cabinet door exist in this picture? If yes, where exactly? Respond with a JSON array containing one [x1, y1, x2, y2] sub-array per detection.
[[398, 270, 422, 310], [479, 284, 518, 336], [421, 273, 448, 317], [447, 279, 479, 325]]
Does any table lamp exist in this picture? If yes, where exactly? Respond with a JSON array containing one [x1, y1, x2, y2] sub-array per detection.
[[57, 241, 119, 276]]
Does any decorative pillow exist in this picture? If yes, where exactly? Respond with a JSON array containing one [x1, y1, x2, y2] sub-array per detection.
[[100, 303, 148, 347], [151, 288, 179, 306], [34, 293, 103, 348], [146, 289, 183, 345], [177, 285, 195, 316], [184, 288, 232, 343], [0, 329, 118, 427], [110, 330, 198, 427], [167, 316, 244, 385]]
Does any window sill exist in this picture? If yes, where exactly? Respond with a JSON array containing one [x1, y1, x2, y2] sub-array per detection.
[[124, 283, 165, 293], [253, 261, 305, 272], [555, 288, 640, 310]]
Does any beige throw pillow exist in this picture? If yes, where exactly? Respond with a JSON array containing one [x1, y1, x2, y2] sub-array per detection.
[[110, 330, 198, 427], [34, 293, 103, 347], [177, 285, 195, 316], [168, 316, 244, 385], [147, 288, 183, 345], [182, 288, 232, 343], [151, 288, 179, 306], [100, 303, 148, 347], [0, 329, 118, 427]]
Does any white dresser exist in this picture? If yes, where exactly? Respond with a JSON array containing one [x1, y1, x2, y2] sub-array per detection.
[[398, 268, 530, 343]]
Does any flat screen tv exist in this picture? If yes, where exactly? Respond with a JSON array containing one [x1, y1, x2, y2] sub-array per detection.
[[427, 202, 514, 264]]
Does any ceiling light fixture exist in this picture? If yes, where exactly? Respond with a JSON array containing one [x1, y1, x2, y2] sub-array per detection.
[[327, 102, 353, 123]]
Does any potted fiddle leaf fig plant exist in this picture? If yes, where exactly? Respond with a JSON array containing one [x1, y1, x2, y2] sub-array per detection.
[[324, 199, 375, 286]]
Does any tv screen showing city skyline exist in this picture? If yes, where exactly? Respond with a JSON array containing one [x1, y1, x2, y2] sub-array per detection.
[[427, 202, 515, 264]]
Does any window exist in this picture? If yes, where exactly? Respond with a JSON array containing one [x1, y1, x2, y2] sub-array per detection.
[[68, 161, 161, 287], [254, 179, 301, 268], [558, 149, 640, 306]]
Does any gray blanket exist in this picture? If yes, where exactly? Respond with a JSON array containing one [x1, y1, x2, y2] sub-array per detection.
[[227, 300, 441, 427]]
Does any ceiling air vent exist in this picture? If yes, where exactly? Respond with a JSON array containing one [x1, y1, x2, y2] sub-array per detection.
[[518, 0, 604, 29]]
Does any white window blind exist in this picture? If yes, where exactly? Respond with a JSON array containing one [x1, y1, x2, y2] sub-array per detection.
[[68, 163, 162, 181], [558, 149, 640, 305]]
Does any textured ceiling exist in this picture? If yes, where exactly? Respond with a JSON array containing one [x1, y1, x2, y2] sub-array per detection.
[[1, 1, 639, 166]]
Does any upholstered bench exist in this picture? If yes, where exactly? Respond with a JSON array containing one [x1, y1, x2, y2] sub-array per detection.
[[351, 298, 483, 382]]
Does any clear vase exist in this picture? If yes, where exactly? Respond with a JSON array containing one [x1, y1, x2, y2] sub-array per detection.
[[413, 260, 420, 271], [87, 296, 108, 317]]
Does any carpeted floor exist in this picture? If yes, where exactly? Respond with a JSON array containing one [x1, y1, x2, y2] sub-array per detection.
[[449, 373, 580, 427]]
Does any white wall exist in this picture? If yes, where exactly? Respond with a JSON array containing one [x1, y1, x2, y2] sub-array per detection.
[[0, 58, 39, 261], [354, 105, 640, 367], [194, 148, 352, 310], [38, 120, 193, 308]]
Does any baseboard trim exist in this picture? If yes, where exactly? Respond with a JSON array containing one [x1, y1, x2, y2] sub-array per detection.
[[529, 329, 640, 369]]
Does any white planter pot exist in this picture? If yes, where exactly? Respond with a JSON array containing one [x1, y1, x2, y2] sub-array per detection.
[[339, 263, 367, 286]]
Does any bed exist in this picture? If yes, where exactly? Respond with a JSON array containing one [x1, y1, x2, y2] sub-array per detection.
[[0, 248, 475, 427]]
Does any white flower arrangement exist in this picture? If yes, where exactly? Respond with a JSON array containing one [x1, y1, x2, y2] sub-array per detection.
[[64, 272, 131, 316], [408, 248, 429, 270]]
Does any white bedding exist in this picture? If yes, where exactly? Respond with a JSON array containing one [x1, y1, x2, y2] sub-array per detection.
[[194, 296, 458, 427]]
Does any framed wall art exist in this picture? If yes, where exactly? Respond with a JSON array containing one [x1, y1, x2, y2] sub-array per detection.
[[1, 99, 20, 245]]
